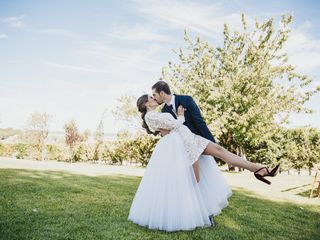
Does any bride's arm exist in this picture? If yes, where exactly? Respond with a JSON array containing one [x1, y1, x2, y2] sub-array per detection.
[[145, 111, 185, 132]]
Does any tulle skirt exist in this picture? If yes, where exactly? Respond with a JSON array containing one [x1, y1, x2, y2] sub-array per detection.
[[128, 132, 232, 232]]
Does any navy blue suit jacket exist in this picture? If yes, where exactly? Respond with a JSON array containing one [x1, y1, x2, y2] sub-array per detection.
[[161, 94, 216, 143]]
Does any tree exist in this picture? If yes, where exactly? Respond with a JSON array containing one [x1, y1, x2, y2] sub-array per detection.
[[63, 120, 84, 161], [112, 95, 141, 131], [246, 128, 286, 167], [283, 128, 320, 175], [103, 134, 159, 166], [93, 120, 104, 161], [27, 112, 52, 161], [307, 128, 320, 175], [161, 14, 319, 160], [131, 135, 159, 166]]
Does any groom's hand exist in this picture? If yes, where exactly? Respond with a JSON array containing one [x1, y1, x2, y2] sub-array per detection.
[[159, 128, 170, 137]]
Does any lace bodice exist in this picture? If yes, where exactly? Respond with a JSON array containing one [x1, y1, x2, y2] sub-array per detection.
[[145, 110, 185, 133]]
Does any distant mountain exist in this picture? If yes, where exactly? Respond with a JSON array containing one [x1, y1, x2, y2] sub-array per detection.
[[0, 128, 117, 143], [0, 128, 21, 140]]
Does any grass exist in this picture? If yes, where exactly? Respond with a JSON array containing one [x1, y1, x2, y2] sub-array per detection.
[[0, 169, 319, 240]]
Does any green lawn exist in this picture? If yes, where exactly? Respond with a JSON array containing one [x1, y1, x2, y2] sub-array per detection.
[[0, 169, 319, 240]]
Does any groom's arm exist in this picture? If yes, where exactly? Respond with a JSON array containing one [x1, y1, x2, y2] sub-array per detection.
[[188, 97, 216, 143]]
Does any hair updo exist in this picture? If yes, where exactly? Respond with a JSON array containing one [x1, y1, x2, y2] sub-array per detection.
[[136, 94, 159, 136]]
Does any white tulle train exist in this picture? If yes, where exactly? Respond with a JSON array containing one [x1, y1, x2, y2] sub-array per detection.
[[128, 132, 232, 232]]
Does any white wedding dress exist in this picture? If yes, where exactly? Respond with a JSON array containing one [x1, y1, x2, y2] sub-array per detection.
[[144, 110, 210, 164], [128, 111, 232, 232]]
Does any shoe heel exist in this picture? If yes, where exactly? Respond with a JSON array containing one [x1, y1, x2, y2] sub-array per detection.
[[254, 174, 271, 185], [269, 164, 280, 176]]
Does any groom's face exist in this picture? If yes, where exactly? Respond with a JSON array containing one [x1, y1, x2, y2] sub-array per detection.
[[152, 89, 164, 104]]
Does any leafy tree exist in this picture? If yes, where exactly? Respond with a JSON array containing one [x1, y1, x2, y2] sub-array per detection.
[[104, 139, 132, 165], [112, 95, 141, 131], [26, 112, 52, 161], [63, 120, 85, 162], [130, 135, 159, 166], [103, 134, 159, 166], [91, 121, 104, 161], [307, 128, 320, 175], [283, 128, 320, 175], [162, 14, 319, 160]]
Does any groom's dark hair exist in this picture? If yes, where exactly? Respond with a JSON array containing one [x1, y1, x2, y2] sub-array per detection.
[[152, 81, 171, 95]]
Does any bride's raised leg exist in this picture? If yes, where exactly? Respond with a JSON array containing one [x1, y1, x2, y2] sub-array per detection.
[[203, 142, 267, 174], [193, 160, 200, 183]]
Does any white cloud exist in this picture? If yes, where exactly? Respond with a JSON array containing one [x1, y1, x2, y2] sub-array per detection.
[[133, 0, 249, 40], [43, 61, 111, 74], [299, 20, 313, 30], [0, 33, 8, 39], [133, 1, 320, 74], [31, 28, 81, 38], [283, 27, 320, 73], [108, 24, 171, 42], [36, 38, 168, 132], [2, 15, 26, 28], [79, 40, 165, 74], [1, 2, 318, 133]]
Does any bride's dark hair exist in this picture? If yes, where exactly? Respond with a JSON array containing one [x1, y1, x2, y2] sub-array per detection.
[[137, 94, 159, 136]]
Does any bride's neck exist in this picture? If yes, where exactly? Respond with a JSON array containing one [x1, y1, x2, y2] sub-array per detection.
[[146, 106, 157, 112]]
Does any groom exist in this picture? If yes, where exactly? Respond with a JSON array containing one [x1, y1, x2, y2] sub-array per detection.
[[151, 80, 216, 226], [151, 80, 216, 142]]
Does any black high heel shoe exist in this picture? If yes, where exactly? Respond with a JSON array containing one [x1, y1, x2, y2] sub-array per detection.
[[254, 163, 280, 185]]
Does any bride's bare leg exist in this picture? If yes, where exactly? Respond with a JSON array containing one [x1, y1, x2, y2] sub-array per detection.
[[203, 142, 268, 174], [193, 160, 200, 183]]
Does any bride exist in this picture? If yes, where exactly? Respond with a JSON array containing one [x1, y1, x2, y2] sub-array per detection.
[[128, 94, 280, 232]]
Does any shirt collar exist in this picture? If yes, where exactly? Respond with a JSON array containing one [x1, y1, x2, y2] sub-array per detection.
[[168, 94, 175, 107]]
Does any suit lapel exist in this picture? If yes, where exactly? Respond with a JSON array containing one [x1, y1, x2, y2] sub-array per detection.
[[174, 94, 179, 110]]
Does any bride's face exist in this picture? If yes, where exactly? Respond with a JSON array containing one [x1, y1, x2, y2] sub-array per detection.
[[145, 95, 159, 108]]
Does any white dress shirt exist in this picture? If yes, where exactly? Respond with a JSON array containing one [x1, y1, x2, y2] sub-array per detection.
[[167, 94, 176, 113]]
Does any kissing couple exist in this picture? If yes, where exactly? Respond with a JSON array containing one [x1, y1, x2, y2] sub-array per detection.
[[128, 81, 280, 232]]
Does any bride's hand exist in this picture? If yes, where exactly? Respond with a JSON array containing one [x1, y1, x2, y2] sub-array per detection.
[[177, 105, 185, 116]]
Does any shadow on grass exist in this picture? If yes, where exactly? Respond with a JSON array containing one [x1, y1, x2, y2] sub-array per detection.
[[281, 184, 311, 192], [0, 168, 319, 240], [297, 188, 320, 198], [280, 183, 320, 199]]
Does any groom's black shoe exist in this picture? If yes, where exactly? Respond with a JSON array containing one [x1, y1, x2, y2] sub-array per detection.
[[209, 215, 215, 227]]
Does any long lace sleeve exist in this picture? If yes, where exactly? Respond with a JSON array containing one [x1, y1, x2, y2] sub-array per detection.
[[145, 111, 185, 132]]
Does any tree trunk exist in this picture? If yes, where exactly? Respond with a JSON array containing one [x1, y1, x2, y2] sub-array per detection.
[[69, 148, 74, 162], [41, 141, 46, 161], [238, 146, 246, 172]]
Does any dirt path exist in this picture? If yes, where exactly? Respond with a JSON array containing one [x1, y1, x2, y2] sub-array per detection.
[[1, 157, 319, 206]]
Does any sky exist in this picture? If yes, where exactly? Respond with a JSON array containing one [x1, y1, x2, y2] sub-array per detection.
[[0, 0, 319, 134]]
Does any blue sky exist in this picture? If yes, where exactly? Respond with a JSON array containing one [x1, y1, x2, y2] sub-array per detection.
[[0, 0, 319, 134]]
